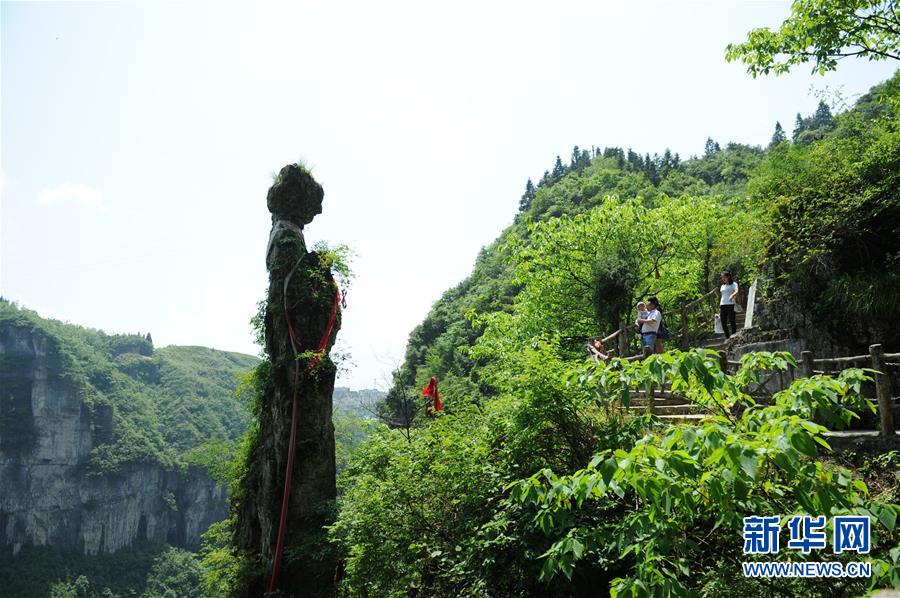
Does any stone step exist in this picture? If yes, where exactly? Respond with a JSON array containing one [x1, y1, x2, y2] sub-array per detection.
[[631, 389, 678, 400], [657, 413, 711, 424], [629, 396, 689, 407]]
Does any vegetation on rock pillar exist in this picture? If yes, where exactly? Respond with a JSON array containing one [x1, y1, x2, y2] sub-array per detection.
[[232, 164, 342, 597]]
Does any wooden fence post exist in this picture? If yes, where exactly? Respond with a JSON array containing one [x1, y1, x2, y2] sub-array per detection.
[[618, 322, 627, 358], [718, 350, 728, 375], [801, 351, 814, 379], [869, 344, 896, 437], [680, 304, 688, 350]]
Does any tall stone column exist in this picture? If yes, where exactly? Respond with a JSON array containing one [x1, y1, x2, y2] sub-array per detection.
[[235, 164, 340, 596]]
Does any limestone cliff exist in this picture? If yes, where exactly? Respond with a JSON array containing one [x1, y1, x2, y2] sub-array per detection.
[[0, 305, 249, 559], [234, 164, 341, 596]]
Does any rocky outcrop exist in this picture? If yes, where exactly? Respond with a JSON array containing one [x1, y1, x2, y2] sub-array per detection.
[[0, 321, 227, 558], [234, 164, 341, 597], [746, 278, 897, 357]]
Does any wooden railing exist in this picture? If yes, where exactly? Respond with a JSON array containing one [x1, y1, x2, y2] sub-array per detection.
[[578, 286, 897, 437], [590, 287, 725, 359], [720, 344, 897, 437], [678, 288, 720, 350]]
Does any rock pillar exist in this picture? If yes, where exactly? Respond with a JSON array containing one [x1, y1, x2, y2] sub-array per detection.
[[235, 164, 340, 596]]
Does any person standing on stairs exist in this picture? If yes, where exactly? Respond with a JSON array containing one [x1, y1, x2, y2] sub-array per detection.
[[719, 271, 739, 338], [637, 297, 663, 357]]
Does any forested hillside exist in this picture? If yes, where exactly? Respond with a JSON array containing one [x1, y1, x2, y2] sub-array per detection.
[[0, 300, 258, 597], [0, 300, 257, 472], [322, 71, 900, 597], [383, 73, 900, 425]]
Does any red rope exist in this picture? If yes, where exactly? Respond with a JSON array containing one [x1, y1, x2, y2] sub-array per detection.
[[267, 286, 341, 596]]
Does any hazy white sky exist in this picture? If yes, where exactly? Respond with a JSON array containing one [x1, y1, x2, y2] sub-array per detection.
[[2, 1, 897, 389]]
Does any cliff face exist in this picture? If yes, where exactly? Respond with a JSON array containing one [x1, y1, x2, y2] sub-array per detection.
[[0, 318, 228, 558]]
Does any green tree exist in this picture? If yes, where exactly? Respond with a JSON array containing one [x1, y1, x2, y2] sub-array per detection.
[[812, 99, 835, 126], [570, 145, 591, 172], [142, 547, 206, 598], [519, 178, 536, 212], [512, 352, 898, 594], [793, 112, 806, 140], [748, 73, 900, 346], [726, 0, 900, 76], [49, 576, 94, 598], [483, 196, 729, 348], [770, 120, 788, 147], [551, 155, 567, 182], [791, 100, 839, 145]]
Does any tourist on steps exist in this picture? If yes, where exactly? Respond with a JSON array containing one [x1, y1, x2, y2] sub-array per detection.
[[719, 271, 739, 338], [636, 297, 663, 357]]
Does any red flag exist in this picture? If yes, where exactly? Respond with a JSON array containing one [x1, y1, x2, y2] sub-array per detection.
[[422, 377, 442, 412]]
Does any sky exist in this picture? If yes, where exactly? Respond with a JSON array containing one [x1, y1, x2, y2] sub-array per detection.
[[2, 1, 898, 390]]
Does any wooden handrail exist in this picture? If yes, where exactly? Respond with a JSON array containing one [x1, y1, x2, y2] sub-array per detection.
[[683, 288, 718, 310], [601, 329, 620, 343], [591, 287, 722, 358], [730, 354, 899, 367], [812, 354, 870, 365]]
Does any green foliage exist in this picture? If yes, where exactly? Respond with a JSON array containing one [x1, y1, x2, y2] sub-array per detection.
[[1, 545, 209, 598], [385, 141, 765, 422], [681, 142, 764, 193], [792, 101, 836, 144], [509, 351, 897, 595], [356, 72, 900, 593], [311, 240, 356, 289], [0, 300, 258, 476], [49, 575, 118, 598], [749, 73, 900, 342], [726, 0, 900, 76], [336, 344, 899, 595], [334, 408, 386, 473], [332, 343, 613, 596], [0, 542, 167, 598], [770, 121, 788, 147], [195, 366, 270, 596], [142, 548, 206, 598], [505, 196, 744, 339], [199, 519, 244, 598], [152, 346, 257, 456]]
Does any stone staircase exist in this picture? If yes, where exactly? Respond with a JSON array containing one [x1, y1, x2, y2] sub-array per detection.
[[628, 308, 747, 423], [628, 392, 708, 423], [623, 306, 898, 449], [628, 393, 710, 423], [691, 309, 747, 352]]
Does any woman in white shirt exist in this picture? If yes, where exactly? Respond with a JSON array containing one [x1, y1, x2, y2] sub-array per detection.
[[719, 271, 739, 338]]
